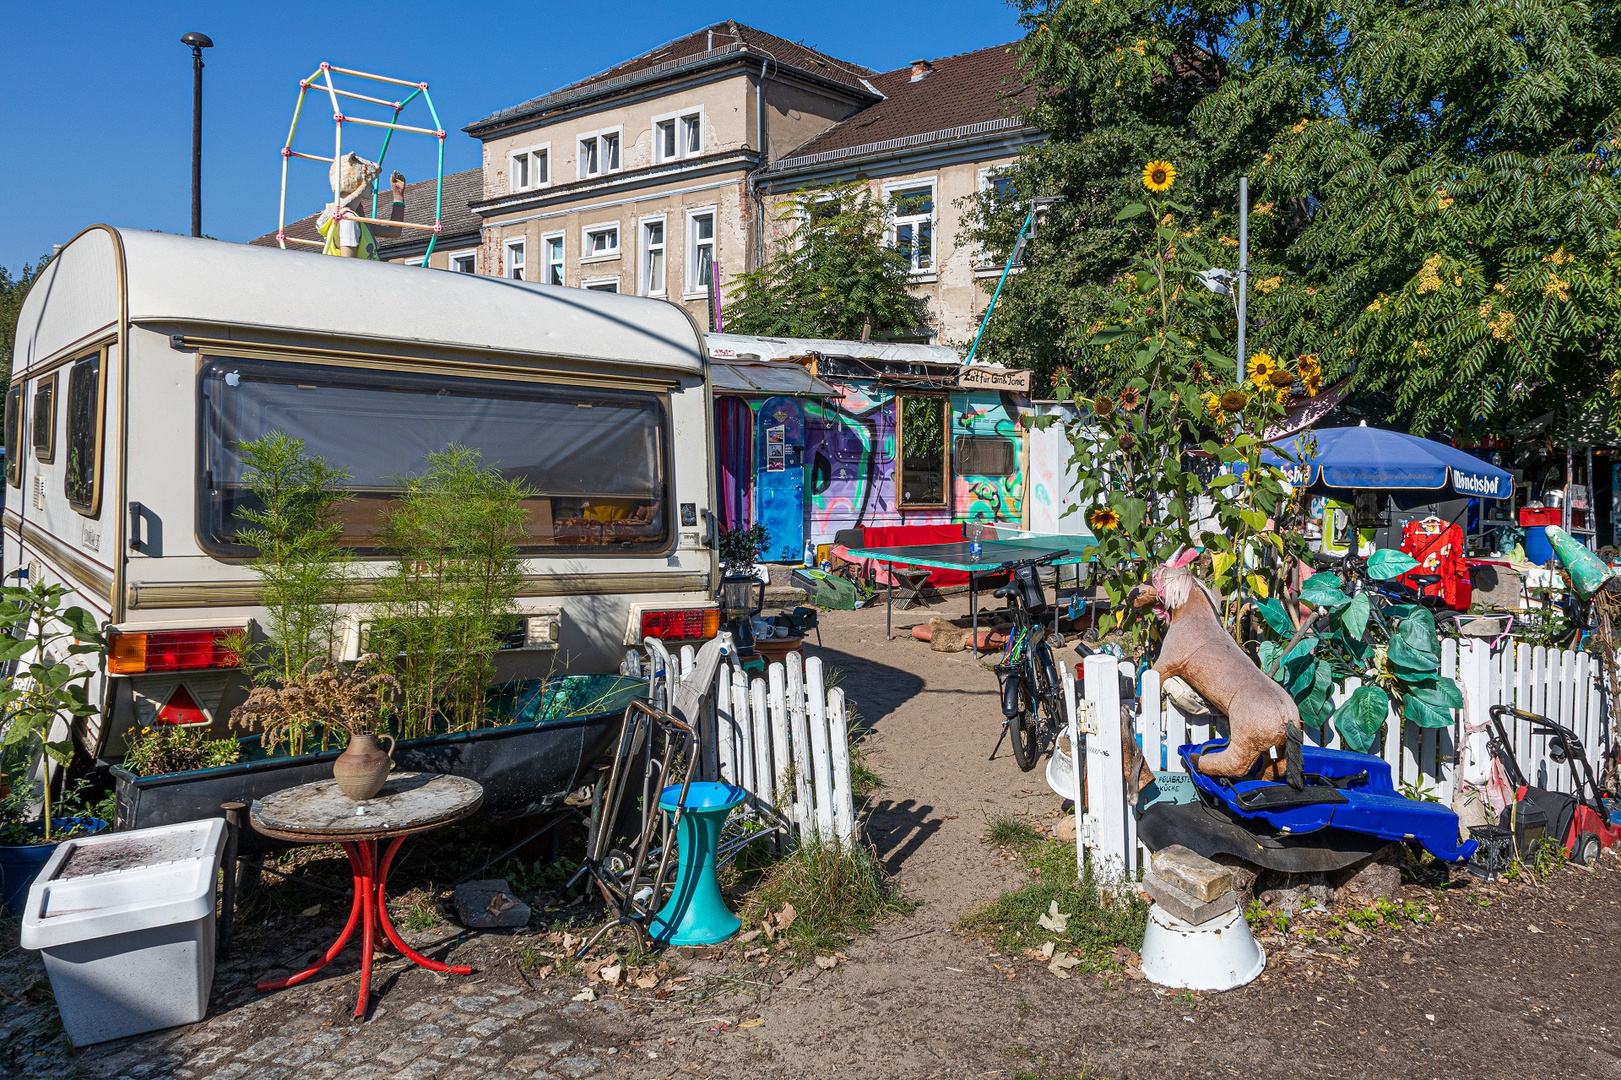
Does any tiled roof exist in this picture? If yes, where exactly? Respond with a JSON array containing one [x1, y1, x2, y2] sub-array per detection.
[[249, 168, 482, 253], [775, 42, 1034, 165], [466, 21, 877, 133]]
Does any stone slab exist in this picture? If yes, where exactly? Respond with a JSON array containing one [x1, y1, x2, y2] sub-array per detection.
[[1143, 873, 1236, 926], [455, 879, 532, 929], [1151, 843, 1233, 902]]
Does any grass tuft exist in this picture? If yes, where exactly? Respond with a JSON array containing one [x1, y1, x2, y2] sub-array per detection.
[[983, 813, 1045, 849], [959, 839, 1147, 972], [741, 841, 915, 955], [848, 741, 883, 799]]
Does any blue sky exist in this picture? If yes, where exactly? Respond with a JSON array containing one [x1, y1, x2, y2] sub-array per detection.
[[0, 2, 1024, 270]]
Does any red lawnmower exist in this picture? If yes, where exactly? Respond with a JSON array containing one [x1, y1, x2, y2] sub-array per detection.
[[1485, 704, 1621, 866]]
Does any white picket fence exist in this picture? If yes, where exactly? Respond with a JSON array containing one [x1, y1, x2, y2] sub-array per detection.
[[648, 640, 856, 848], [1067, 640, 1613, 879]]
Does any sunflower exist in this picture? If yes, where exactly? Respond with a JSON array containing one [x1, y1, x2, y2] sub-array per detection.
[[1142, 160, 1176, 193], [1219, 389, 1250, 413], [1247, 352, 1277, 382], [1303, 371, 1322, 397], [1088, 506, 1122, 532], [1273, 386, 1291, 406], [1268, 367, 1296, 389], [1297, 353, 1322, 378], [1093, 394, 1115, 418], [1118, 430, 1138, 451], [1118, 385, 1142, 411]]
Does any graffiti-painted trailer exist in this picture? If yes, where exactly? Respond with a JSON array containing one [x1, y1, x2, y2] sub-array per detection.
[[5, 226, 718, 761], [706, 334, 1029, 562]]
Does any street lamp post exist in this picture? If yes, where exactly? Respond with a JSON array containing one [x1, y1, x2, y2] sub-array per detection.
[[181, 32, 214, 238]]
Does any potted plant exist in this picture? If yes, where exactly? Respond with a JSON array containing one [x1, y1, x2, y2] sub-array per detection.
[[717, 524, 770, 616], [0, 581, 109, 914]]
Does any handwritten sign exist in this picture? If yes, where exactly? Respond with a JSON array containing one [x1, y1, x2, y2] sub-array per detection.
[[958, 364, 1032, 393]]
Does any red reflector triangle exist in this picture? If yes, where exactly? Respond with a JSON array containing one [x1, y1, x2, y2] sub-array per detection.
[[155, 684, 208, 726]]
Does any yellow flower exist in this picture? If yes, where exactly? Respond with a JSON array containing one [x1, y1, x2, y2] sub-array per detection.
[[1118, 385, 1142, 411], [1291, 118, 1309, 134], [1367, 293, 1386, 312], [1254, 201, 1275, 216], [1297, 353, 1322, 378], [1303, 372, 1322, 397], [1545, 246, 1572, 267], [1269, 368, 1296, 389], [1488, 310, 1516, 341], [1219, 235, 1239, 248], [1273, 386, 1291, 405], [1088, 506, 1121, 532], [1437, 188, 1454, 209], [1415, 254, 1445, 294], [1159, 213, 1174, 226], [1247, 352, 1278, 381], [1544, 272, 1570, 302], [1142, 160, 1177, 193], [1255, 275, 1283, 294], [1219, 389, 1250, 413], [1133, 38, 1147, 56]]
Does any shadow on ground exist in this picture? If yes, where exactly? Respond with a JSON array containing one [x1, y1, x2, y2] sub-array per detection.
[[802, 645, 926, 730]]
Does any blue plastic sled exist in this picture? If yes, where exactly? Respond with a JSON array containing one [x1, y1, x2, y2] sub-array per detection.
[[1179, 740, 1479, 863]]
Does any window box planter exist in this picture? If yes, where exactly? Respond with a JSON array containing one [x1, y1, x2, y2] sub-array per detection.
[[108, 675, 645, 854]]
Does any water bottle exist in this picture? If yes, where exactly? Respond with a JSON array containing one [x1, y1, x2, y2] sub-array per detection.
[[969, 523, 983, 561]]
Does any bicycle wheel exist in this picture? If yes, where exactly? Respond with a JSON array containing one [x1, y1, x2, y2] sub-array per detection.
[[1006, 675, 1042, 772]]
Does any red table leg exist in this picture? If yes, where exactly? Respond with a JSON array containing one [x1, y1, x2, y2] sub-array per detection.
[[256, 842, 366, 992], [375, 836, 473, 975], [355, 840, 377, 1018]]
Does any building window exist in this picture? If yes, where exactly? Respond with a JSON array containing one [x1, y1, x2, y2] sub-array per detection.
[[583, 223, 620, 258], [687, 210, 715, 294], [889, 182, 935, 273], [448, 250, 476, 274], [543, 233, 564, 286], [32, 372, 56, 463], [954, 434, 1015, 477], [641, 218, 666, 296], [509, 144, 550, 193], [896, 394, 947, 508], [578, 127, 622, 178], [654, 109, 704, 163], [65, 350, 105, 515], [504, 238, 525, 281], [583, 278, 620, 293]]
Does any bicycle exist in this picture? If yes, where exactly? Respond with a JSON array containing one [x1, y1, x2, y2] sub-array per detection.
[[1309, 549, 1465, 637], [993, 556, 1070, 772]]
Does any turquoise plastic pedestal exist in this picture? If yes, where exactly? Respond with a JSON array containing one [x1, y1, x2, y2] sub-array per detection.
[[649, 782, 746, 946]]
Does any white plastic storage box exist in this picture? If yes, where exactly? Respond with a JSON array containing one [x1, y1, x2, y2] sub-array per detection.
[[20, 818, 226, 1046]]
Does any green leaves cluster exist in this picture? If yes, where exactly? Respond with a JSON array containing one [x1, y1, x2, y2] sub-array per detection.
[[728, 181, 927, 341], [0, 581, 105, 840], [970, 0, 1621, 436], [233, 432, 354, 687], [1256, 555, 1463, 754], [371, 446, 530, 739]]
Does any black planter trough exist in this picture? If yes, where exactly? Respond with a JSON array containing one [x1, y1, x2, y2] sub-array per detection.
[[110, 675, 645, 854]]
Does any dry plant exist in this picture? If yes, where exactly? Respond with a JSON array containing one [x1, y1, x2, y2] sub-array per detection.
[[231, 653, 398, 755]]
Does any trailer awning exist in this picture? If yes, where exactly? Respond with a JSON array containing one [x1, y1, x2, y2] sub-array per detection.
[[710, 357, 837, 397]]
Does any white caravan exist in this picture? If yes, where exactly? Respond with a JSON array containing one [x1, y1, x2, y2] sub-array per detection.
[[5, 226, 719, 761]]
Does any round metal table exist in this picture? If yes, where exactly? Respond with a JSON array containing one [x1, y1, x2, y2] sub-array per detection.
[[250, 772, 484, 1018]]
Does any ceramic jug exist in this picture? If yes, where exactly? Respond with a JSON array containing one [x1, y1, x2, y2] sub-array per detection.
[[332, 732, 395, 801]]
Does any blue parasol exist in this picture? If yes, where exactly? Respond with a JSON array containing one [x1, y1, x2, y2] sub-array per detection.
[[1258, 424, 1513, 504]]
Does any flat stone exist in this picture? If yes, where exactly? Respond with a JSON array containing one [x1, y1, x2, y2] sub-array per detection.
[[1151, 844, 1234, 902], [454, 879, 532, 929], [553, 1056, 601, 1078], [1143, 873, 1236, 925]]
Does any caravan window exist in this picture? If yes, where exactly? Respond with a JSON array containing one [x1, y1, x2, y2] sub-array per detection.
[[32, 373, 56, 463], [65, 352, 104, 515], [199, 358, 670, 557], [4, 383, 21, 488]]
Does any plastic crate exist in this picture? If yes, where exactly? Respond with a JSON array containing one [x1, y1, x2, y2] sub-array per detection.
[[1519, 507, 1563, 527]]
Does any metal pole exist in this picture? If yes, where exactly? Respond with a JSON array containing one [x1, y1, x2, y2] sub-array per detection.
[[190, 48, 204, 236], [965, 207, 1036, 366], [1237, 176, 1249, 383]]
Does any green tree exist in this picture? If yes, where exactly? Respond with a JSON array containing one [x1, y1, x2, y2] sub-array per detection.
[[971, 0, 1621, 435], [1, 254, 53, 384], [729, 181, 927, 340]]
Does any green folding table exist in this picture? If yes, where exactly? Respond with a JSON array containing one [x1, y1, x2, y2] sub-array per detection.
[[843, 532, 1098, 653]]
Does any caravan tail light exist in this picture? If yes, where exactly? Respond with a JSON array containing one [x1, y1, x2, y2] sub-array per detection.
[[109, 629, 240, 675], [639, 607, 720, 643]]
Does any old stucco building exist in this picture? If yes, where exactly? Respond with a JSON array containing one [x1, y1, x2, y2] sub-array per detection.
[[257, 22, 1040, 345]]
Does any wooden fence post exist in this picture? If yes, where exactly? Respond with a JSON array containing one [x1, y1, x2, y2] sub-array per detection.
[[1082, 652, 1127, 884], [827, 687, 856, 846]]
